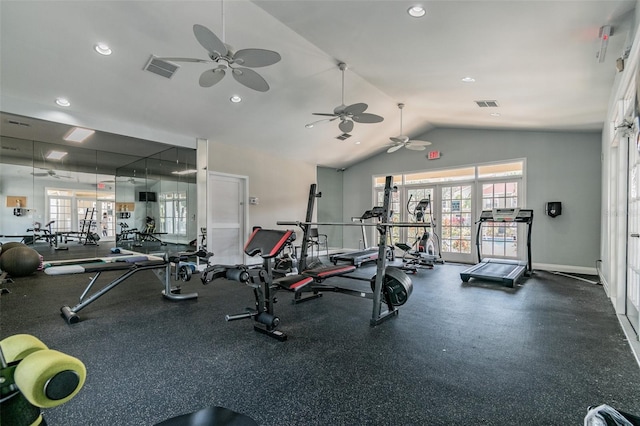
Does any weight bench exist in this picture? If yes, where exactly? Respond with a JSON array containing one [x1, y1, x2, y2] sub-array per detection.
[[201, 227, 304, 340], [54, 254, 197, 324]]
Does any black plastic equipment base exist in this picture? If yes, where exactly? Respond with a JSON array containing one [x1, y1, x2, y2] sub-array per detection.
[[155, 405, 258, 426], [460, 258, 527, 287]]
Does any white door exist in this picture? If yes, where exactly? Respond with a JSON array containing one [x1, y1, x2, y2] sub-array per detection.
[[207, 172, 247, 265], [626, 122, 640, 336]]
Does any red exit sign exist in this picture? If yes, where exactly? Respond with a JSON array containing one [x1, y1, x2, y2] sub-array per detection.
[[427, 150, 441, 160]]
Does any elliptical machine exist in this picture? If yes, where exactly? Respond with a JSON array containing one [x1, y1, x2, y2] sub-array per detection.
[[395, 194, 443, 270]]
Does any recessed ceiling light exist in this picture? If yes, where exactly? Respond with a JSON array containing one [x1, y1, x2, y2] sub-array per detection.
[[46, 150, 68, 160], [305, 123, 314, 129], [490, 112, 501, 117], [64, 127, 95, 143], [230, 95, 242, 103], [461, 77, 476, 83], [94, 42, 112, 56], [355, 141, 361, 145], [55, 97, 70, 107], [408, 5, 426, 17]]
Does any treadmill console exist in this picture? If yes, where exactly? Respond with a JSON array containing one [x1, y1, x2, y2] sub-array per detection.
[[479, 209, 533, 223]]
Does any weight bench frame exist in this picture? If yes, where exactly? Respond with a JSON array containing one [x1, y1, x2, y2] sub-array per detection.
[[59, 258, 197, 324]]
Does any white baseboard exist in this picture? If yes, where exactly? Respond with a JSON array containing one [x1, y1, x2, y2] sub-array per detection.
[[618, 314, 640, 369], [533, 263, 597, 276]]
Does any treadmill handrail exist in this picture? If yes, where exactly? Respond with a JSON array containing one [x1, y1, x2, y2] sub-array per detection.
[[475, 209, 534, 273]]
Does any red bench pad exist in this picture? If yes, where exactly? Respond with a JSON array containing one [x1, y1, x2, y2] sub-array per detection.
[[303, 265, 356, 280], [274, 275, 314, 292]]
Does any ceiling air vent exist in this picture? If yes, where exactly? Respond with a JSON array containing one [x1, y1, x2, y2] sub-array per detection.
[[7, 119, 30, 127], [475, 100, 499, 108], [144, 55, 179, 79], [336, 133, 352, 141]]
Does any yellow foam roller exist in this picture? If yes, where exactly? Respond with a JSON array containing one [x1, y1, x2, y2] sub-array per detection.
[[0, 334, 48, 363], [14, 349, 86, 408]]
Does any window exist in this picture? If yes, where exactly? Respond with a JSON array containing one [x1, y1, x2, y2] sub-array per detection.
[[477, 162, 523, 179], [440, 185, 473, 254], [49, 197, 72, 232], [372, 159, 524, 261], [404, 167, 475, 184], [159, 192, 187, 235], [481, 182, 520, 257]]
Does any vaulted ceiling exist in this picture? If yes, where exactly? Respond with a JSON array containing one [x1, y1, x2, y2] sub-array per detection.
[[0, 1, 636, 169]]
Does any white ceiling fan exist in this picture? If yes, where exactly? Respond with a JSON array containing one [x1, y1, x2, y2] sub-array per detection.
[[31, 168, 74, 179], [387, 103, 432, 153], [306, 63, 384, 134], [158, 1, 281, 92]]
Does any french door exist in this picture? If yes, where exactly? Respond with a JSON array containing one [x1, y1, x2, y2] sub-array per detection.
[[440, 184, 474, 263], [626, 123, 640, 335]]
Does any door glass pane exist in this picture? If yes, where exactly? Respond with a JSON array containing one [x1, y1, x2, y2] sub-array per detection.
[[405, 187, 435, 249], [481, 181, 519, 258], [376, 189, 400, 245], [441, 184, 472, 254]]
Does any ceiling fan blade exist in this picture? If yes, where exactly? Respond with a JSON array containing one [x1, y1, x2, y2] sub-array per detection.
[[353, 113, 384, 124], [305, 117, 339, 128], [390, 135, 409, 144], [339, 119, 354, 133], [387, 144, 404, 153], [343, 103, 368, 116], [193, 24, 228, 57], [312, 113, 338, 117], [406, 143, 427, 151], [199, 69, 225, 87], [157, 57, 212, 64], [232, 49, 281, 68], [232, 67, 269, 92], [408, 139, 432, 146]]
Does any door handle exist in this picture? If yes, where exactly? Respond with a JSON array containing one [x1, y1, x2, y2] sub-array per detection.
[[632, 233, 640, 238]]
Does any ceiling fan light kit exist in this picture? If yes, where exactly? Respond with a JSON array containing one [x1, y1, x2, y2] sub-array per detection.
[[307, 62, 384, 135], [387, 103, 432, 153]]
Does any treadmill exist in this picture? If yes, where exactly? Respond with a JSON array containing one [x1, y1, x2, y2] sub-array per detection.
[[460, 208, 533, 287], [330, 206, 387, 267]]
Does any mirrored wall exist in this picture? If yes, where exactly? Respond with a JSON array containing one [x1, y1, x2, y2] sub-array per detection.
[[0, 134, 197, 258]]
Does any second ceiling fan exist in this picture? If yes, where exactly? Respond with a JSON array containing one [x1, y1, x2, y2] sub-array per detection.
[[307, 63, 384, 134], [387, 103, 432, 153]]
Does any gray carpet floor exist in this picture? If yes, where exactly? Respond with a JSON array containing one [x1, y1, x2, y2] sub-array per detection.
[[1, 244, 639, 425]]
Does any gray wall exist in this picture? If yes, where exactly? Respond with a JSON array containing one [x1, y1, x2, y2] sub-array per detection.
[[340, 128, 602, 270]]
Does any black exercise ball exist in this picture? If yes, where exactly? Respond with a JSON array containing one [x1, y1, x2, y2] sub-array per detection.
[[0, 246, 40, 277], [0, 242, 27, 255]]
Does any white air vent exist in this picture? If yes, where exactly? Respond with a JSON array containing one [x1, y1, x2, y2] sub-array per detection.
[[144, 55, 179, 79], [336, 133, 352, 141], [475, 100, 499, 108]]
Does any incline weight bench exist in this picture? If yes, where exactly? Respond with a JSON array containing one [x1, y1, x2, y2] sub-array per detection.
[[52, 253, 198, 324]]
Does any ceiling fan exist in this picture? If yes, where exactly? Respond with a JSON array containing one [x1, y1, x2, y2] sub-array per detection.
[[158, 2, 281, 92], [306, 63, 384, 134], [387, 103, 432, 153], [31, 169, 73, 179]]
